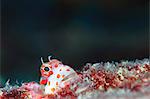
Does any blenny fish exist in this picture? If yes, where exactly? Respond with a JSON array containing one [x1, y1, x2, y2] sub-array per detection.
[[40, 56, 78, 94]]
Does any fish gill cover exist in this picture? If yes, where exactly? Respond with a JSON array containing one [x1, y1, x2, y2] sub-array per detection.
[[0, 58, 150, 99]]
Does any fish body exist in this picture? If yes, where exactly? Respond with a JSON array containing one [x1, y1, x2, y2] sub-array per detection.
[[40, 57, 77, 94]]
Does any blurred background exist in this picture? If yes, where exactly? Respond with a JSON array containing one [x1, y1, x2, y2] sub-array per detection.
[[1, 0, 149, 85]]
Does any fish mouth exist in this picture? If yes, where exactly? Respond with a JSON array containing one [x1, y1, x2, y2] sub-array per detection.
[[41, 72, 50, 77]]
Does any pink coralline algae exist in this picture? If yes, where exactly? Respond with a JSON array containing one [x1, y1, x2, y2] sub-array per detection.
[[0, 58, 150, 99]]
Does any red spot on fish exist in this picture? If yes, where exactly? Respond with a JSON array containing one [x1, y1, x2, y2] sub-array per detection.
[[48, 81, 51, 86], [56, 82, 58, 86], [57, 74, 61, 78], [62, 75, 65, 78], [49, 71, 53, 75], [51, 88, 55, 92], [55, 64, 58, 68]]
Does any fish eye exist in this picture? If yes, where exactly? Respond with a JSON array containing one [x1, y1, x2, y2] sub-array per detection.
[[44, 67, 50, 71]]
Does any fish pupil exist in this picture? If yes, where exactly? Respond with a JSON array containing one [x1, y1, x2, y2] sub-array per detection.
[[44, 67, 50, 71]]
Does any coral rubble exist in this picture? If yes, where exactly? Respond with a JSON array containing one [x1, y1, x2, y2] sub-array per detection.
[[0, 58, 149, 99]]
